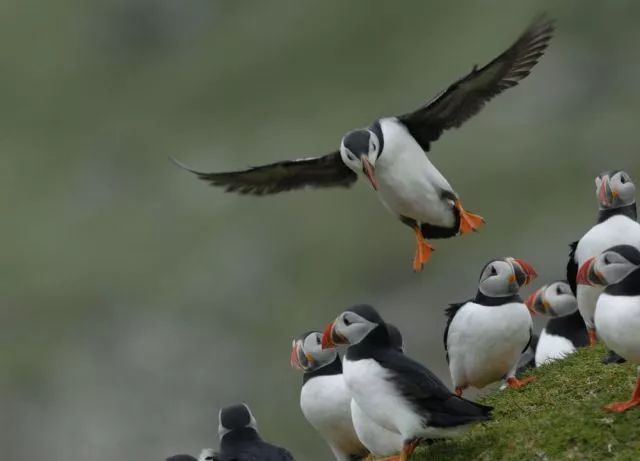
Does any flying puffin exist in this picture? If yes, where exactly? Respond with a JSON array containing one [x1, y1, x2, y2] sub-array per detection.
[[321, 304, 492, 461], [577, 245, 640, 412], [525, 280, 588, 366], [444, 258, 537, 396], [566, 170, 640, 359], [173, 17, 554, 272], [216, 403, 296, 461], [290, 331, 369, 461]]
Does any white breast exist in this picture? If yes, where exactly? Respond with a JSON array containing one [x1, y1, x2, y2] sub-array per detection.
[[594, 294, 640, 364], [575, 216, 640, 326], [446, 301, 532, 389], [350, 399, 402, 457], [343, 356, 468, 440], [374, 118, 455, 227], [300, 375, 366, 460], [534, 328, 577, 366]]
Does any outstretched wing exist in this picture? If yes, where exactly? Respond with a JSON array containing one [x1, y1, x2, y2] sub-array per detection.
[[172, 151, 357, 196], [398, 15, 554, 151]]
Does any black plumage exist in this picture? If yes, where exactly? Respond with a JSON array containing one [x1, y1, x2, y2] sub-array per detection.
[[544, 310, 589, 348], [166, 455, 198, 461]]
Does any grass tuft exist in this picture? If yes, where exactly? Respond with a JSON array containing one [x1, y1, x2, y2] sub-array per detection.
[[416, 345, 640, 461]]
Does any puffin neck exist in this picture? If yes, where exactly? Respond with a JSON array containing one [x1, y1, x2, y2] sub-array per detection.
[[221, 427, 261, 448], [474, 291, 522, 306], [605, 267, 640, 296], [597, 203, 637, 223], [346, 323, 390, 360], [303, 355, 342, 384]]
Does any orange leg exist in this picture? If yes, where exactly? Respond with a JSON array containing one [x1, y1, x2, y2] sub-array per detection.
[[399, 438, 421, 461], [603, 375, 640, 413], [588, 328, 597, 347], [412, 225, 434, 272], [506, 376, 536, 389], [455, 199, 485, 234], [455, 386, 464, 397]]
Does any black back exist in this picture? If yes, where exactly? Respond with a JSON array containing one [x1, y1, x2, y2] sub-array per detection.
[[218, 428, 295, 461], [545, 310, 589, 348], [567, 241, 579, 295], [167, 455, 198, 461]]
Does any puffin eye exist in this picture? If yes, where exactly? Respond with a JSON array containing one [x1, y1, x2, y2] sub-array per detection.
[[316, 336, 321, 345], [603, 255, 610, 264], [344, 316, 352, 326], [556, 285, 562, 295], [490, 266, 497, 276], [621, 175, 627, 184]]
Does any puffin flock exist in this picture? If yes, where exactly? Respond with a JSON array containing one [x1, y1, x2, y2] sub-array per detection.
[[168, 15, 640, 461]]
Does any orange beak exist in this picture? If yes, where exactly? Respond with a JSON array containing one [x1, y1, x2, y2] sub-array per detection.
[[512, 258, 538, 286], [524, 288, 544, 316], [321, 322, 336, 349], [362, 157, 378, 190], [577, 257, 597, 285], [290, 341, 302, 370]]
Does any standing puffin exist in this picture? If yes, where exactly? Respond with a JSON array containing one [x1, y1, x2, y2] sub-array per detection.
[[174, 17, 554, 271], [567, 171, 640, 356], [216, 403, 296, 461], [525, 280, 588, 366], [444, 258, 538, 396], [321, 305, 492, 461], [577, 245, 640, 412], [290, 331, 369, 461]]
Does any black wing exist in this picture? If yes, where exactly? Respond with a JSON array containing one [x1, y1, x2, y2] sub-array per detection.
[[373, 347, 492, 428], [443, 301, 468, 363], [567, 240, 579, 295], [398, 15, 554, 151], [171, 151, 357, 196]]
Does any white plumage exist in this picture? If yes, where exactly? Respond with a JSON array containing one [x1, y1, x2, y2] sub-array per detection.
[[350, 399, 402, 457], [534, 328, 576, 366], [595, 294, 640, 364]]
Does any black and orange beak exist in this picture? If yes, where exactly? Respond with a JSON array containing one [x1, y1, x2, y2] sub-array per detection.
[[362, 157, 378, 190], [576, 257, 603, 286], [597, 176, 618, 207], [524, 287, 548, 316], [321, 321, 349, 349], [290, 341, 301, 369], [510, 258, 538, 287]]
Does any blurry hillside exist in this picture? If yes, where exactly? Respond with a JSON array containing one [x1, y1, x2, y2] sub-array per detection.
[[2, 1, 640, 460]]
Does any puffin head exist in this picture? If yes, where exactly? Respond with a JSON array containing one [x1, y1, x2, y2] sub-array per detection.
[[595, 170, 635, 209], [577, 245, 640, 287], [525, 280, 576, 317], [321, 304, 385, 349], [478, 257, 537, 298], [290, 331, 337, 371], [218, 403, 257, 439], [340, 128, 382, 190], [386, 323, 405, 353]]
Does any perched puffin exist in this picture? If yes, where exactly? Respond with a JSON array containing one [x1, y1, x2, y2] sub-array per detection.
[[350, 324, 405, 458], [444, 258, 538, 396], [174, 17, 554, 271], [216, 403, 296, 461], [577, 245, 640, 412], [290, 331, 369, 461], [567, 170, 640, 359], [321, 305, 492, 461], [525, 280, 588, 366]]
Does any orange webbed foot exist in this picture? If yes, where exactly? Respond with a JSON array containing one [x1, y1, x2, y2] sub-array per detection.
[[602, 399, 640, 412], [455, 200, 485, 234], [412, 226, 434, 272], [588, 328, 598, 346], [506, 376, 536, 389]]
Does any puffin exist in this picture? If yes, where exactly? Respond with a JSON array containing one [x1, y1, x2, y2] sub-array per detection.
[[198, 449, 217, 461], [444, 258, 538, 396], [577, 244, 640, 412], [290, 331, 369, 461], [566, 170, 640, 360], [173, 16, 554, 272], [321, 304, 492, 461], [216, 403, 296, 461], [525, 280, 588, 366], [166, 456, 198, 461]]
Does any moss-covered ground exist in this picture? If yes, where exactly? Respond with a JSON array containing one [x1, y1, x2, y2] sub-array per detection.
[[415, 345, 640, 460]]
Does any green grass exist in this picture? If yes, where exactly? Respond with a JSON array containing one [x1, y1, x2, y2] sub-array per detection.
[[416, 345, 640, 461]]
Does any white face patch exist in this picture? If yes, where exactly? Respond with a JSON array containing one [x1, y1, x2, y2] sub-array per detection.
[[595, 251, 638, 285], [333, 312, 379, 345], [543, 281, 577, 317], [478, 260, 517, 297]]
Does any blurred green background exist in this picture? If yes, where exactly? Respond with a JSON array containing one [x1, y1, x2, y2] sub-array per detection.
[[2, 1, 640, 460]]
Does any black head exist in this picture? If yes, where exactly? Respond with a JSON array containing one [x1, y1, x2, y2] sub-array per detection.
[[340, 126, 382, 190], [595, 170, 636, 209], [385, 323, 404, 352], [218, 403, 257, 439], [322, 304, 386, 348], [345, 304, 385, 325], [290, 330, 337, 371], [577, 244, 640, 286], [166, 455, 198, 461], [477, 257, 537, 298]]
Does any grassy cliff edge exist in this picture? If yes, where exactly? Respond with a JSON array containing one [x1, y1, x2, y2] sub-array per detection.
[[417, 345, 640, 460]]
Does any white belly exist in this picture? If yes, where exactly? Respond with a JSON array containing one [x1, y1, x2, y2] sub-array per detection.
[[343, 356, 468, 440], [300, 375, 365, 460], [375, 118, 455, 227], [575, 216, 640, 327], [534, 328, 577, 366], [350, 399, 402, 457], [595, 294, 640, 363], [447, 302, 532, 388]]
